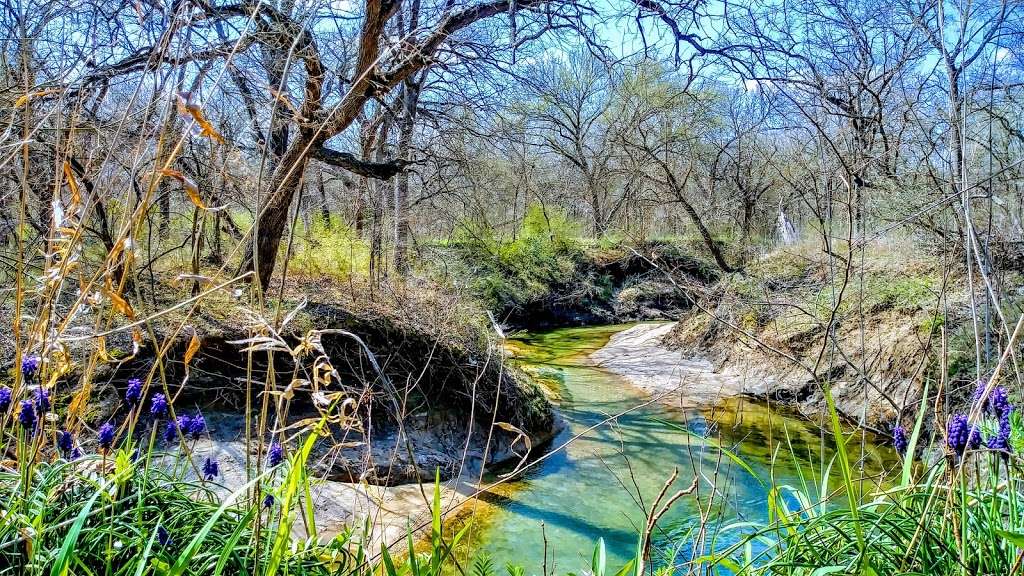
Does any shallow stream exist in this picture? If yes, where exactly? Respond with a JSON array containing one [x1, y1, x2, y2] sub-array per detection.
[[462, 324, 897, 573]]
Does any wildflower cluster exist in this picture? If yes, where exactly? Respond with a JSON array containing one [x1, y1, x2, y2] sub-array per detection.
[[163, 412, 206, 443], [98, 422, 116, 451], [946, 413, 981, 454], [6, 351, 212, 465], [203, 456, 219, 480], [18, 400, 35, 430], [150, 393, 167, 418], [125, 378, 143, 406], [268, 441, 284, 467], [21, 355, 40, 380], [944, 379, 1016, 459], [5, 358, 54, 435]]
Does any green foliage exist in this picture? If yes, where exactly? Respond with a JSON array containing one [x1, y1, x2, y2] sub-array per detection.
[[0, 451, 478, 576], [700, 386, 1024, 576], [862, 275, 937, 313], [919, 313, 945, 337], [0, 454, 352, 574], [289, 218, 371, 279], [453, 204, 583, 312]]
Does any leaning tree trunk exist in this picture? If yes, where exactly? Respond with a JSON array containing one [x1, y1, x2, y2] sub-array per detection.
[[318, 170, 332, 229], [240, 137, 310, 291], [659, 160, 739, 273]]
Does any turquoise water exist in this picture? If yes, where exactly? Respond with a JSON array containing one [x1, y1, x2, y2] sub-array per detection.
[[464, 325, 898, 574]]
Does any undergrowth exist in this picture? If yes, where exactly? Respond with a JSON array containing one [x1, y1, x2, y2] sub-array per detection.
[[450, 204, 584, 313]]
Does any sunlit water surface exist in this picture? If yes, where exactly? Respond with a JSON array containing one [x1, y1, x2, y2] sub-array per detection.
[[458, 324, 898, 574]]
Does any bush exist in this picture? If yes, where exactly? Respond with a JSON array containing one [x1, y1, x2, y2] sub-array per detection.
[[289, 218, 371, 280], [453, 204, 583, 312]]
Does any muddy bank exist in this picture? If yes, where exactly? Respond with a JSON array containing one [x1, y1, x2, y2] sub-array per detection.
[[40, 278, 558, 487], [651, 248, 965, 429], [508, 245, 716, 329], [441, 240, 717, 330]]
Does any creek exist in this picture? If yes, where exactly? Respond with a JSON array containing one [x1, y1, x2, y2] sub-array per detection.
[[461, 324, 897, 573]]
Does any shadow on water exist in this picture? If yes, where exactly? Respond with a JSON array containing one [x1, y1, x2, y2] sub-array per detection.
[[458, 324, 899, 574]]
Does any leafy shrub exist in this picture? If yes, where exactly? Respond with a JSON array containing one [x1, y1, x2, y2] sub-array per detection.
[[453, 204, 583, 312], [289, 218, 371, 280]]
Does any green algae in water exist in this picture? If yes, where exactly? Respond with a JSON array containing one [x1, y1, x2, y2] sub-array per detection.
[[462, 325, 899, 574]]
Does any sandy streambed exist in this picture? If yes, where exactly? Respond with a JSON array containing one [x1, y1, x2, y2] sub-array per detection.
[[589, 322, 743, 406], [181, 322, 742, 551]]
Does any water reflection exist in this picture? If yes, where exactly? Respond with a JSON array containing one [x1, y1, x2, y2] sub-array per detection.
[[463, 325, 898, 574]]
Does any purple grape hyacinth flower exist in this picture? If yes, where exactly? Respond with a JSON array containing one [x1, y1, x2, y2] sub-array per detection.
[[187, 413, 206, 439], [157, 525, 172, 547], [57, 430, 74, 453], [125, 378, 142, 406], [972, 379, 1014, 418], [948, 413, 971, 453], [0, 387, 11, 413], [203, 457, 219, 480], [972, 377, 989, 402], [988, 411, 1013, 454], [18, 400, 35, 430], [990, 386, 1013, 418], [150, 393, 167, 418], [263, 493, 275, 508], [892, 425, 908, 455], [34, 388, 50, 413], [21, 355, 40, 379], [98, 422, 116, 450], [969, 424, 983, 450], [165, 415, 190, 443], [268, 442, 284, 467]]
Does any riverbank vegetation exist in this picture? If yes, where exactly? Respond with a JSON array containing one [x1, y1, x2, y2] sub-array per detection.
[[3, 0, 1024, 573]]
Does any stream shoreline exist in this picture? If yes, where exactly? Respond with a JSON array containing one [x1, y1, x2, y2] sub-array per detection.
[[589, 322, 746, 407], [348, 321, 744, 546]]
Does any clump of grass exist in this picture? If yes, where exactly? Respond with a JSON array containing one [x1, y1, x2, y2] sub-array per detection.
[[698, 369, 1024, 576]]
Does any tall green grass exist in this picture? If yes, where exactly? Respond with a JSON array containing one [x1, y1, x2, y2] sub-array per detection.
[[696, 377, 1024, 576]]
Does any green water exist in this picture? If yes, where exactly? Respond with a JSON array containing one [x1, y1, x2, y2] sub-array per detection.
[[466, 324, 898, 573]]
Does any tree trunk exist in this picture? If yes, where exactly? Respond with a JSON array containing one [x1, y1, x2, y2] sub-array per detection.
[[589, 183, 605, 237], [318, 170, 331, 229], [659, 161, 738, 273], [741, 186, 754, 244], [158, 184, 171, 237], [394, 79, 421, 274], [240, 137, 310, 291]]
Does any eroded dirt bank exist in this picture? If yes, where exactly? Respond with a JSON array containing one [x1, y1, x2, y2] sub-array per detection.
[[589, 246, 974, 432], [26, 277, 563, 548], [590, 316, 924, 432]]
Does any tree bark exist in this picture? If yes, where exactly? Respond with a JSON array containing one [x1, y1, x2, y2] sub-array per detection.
[[393, 77, 421, 274], [239, 136, 310, 291], [657, 159, 739, 273], [318, 170, 331, 228], [236, 0, 560, 292]]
